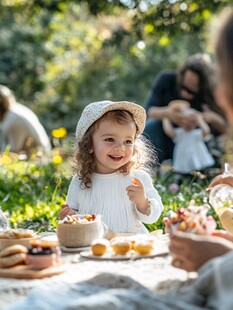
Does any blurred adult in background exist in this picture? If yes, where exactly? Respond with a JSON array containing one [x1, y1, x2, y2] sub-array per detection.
[[0, 85, 51, 156], [170, 7, 233, 273], [143, 53, 227, 165]]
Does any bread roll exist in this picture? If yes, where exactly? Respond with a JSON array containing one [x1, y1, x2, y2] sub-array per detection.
[[0, 244, 28, 258], [110, 239, 131, 255], [0, 253, 26, 268], [134, 241, 154, 255], [91, 239, 109, 256]]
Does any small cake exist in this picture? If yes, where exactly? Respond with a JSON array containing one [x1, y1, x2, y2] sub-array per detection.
[[110, 238, 131, 255], [91, 239, 109, 256], [26, 239, 61, 270], [134, 240, 154, 255]]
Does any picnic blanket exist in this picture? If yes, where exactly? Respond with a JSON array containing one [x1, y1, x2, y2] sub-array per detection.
[[7, 251, 233, 310]]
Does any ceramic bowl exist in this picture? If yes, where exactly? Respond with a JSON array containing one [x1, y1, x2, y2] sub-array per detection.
[[56, 218, 106, 248]]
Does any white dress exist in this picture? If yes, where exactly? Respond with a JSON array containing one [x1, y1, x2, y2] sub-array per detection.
[[173, 128, 215, 173], [66, 170, 163, 234], [0, 102, 51, 152]]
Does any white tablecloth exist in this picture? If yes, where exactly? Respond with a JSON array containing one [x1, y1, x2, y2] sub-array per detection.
[[0, 234, 196, 309]]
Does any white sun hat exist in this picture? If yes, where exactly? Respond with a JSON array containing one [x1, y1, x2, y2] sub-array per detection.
[[75, 100, 146, 142]]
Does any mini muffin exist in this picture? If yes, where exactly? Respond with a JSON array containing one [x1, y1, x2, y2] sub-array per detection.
[[91, 239, 110, 256], [134, 240, 154, 255], [110, 238, 131, 255]]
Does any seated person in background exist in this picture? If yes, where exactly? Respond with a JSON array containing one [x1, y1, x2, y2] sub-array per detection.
[[143, 53, 227, 164], [0, 85, 51, 156], [162, 100, 214, 174], [169, 8, 233, 273]]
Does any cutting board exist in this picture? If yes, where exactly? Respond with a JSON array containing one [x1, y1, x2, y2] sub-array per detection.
[[0, 263, 65, 279]]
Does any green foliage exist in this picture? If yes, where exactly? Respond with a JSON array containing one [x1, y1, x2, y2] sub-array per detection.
[[0, 0, 231, 137]]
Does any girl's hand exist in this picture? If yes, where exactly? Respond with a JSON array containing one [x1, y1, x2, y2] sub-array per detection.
[[126, 178, 150, 215], [59, 204, 75, 220]]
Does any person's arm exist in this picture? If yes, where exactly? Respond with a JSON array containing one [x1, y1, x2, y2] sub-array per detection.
[[202, 110, 227, 134], [169, 231, 233, 272], [162, 118, 176, 139], [196, 112, 211, 138]]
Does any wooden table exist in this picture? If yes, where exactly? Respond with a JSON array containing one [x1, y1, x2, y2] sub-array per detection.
[[0, 235, 196, 310]]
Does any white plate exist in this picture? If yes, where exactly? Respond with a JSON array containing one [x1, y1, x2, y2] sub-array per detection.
[[80, 245, 168, 261], [60, 245, 91, 253]]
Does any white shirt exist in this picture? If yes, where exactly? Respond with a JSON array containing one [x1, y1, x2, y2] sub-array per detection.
[[0, 103, 51, 152], [66, 170, 163, 234], [173, 128, 215, 173]]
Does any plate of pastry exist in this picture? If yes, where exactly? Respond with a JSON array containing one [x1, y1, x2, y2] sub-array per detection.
[[80, 236, 169, 261]]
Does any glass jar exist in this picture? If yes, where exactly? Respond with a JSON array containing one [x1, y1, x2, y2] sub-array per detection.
[[209, 163, 233, 215]]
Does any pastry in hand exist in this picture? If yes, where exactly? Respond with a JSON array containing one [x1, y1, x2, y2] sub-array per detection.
[[163, 205, 216, 235]]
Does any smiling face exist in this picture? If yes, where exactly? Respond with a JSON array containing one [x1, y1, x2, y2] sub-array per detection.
[[90, 112, 137, 174]]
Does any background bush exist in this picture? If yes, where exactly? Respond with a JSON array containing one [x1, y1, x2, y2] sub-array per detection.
[[0, 0, 230, 136]]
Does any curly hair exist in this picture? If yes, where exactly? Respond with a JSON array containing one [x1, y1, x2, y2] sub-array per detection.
[[177, 54, 220, 113], [72, 110, 157, 189]]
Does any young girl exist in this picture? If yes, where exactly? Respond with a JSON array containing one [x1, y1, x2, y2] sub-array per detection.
[[162, 100, 214, 174], [59, 100, 163, 234]]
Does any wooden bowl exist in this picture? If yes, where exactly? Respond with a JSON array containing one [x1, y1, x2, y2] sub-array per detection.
[[0, 229, 39, 251], [0, 237, 36, 251], [56, 220, 105, 248]]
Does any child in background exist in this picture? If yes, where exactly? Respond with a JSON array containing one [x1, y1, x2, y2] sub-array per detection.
[[59, 100, 163, 234], [162, 100, 214, 174]]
